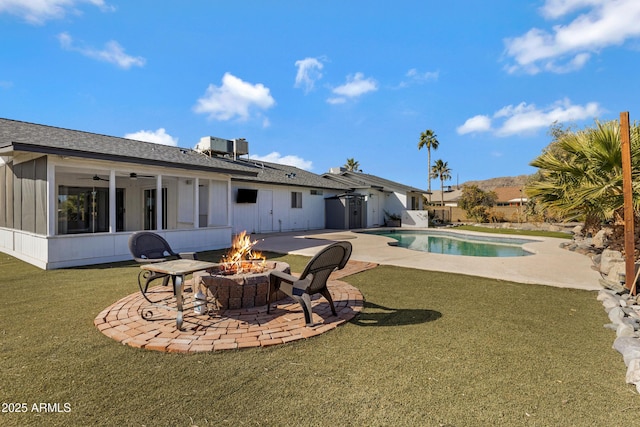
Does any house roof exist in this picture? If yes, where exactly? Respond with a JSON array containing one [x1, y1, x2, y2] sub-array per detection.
[[230, 159, 349, 190], [493, 186, 527, 203], [0, 118, 257, 176], [321, 170, 427, 194], [431, 188, 463, 203]]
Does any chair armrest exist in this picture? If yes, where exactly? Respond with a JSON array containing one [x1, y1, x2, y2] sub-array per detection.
[[270, 270, 312, 296], [178, 252, 198, 260], [269, 269, 298, 285]]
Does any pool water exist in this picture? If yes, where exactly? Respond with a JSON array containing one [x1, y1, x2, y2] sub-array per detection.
[[365, 230, 535, 257]]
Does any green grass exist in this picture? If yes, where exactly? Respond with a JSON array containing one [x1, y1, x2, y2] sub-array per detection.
[[456, 224, 573, 239], [1, 250, 637, 426]]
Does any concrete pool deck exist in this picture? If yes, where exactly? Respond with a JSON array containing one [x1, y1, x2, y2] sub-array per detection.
[[253, 228, 602, 291]]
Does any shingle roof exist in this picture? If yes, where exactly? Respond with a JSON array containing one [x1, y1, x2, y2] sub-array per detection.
[[0, 118, 257, 176], [231, 159, 349, 190], [322, 170, 427, 193], [493, 186, 527, 203]]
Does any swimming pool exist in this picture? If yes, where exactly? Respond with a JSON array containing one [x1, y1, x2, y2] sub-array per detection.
[[362, 229, 535, 257]]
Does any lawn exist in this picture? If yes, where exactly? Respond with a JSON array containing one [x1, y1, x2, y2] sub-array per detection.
[[0, 248, 638, 426], [456, 224, 573, 239]]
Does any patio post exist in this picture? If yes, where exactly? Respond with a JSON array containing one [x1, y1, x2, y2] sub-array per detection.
[[156, 175, 163, 231], [109, 170, 116, 233], [620, 112, 636, 295]]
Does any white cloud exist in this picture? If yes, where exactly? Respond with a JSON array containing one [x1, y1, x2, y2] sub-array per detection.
[[250, 152, 313, 170], [0, 0, 112, 24], [58, 32, 145, 69], [406, 68, 439, 83], [326, 97, 347, 105], [124, 128, 178, 146], [294, 57, 324, 93], [193, 72, 275, 122], [458, 98, 603, 137], [0, 80, 13, 89], [327, 72, 378, 104], [504, 0, 640, 74], [457, 115, 492, 135]]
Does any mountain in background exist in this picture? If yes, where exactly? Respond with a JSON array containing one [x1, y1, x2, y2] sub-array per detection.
[[460, 175, 531, 191]]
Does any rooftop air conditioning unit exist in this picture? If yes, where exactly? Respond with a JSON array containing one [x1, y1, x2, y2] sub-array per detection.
[[196, 136, 249, 159]]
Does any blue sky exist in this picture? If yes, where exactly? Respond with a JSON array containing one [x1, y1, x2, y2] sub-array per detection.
[[1, 0, 639, 190]]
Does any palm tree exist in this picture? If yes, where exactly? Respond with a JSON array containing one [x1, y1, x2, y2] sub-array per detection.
[[418, 129, 439, 201], [344, 158, 361, 172], [527, 119, 640, 233], [431, 159, 452, 208]]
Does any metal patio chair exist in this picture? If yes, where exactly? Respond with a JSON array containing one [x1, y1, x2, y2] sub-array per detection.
[[128, 231, 197, 297], [267, 241, 352, 326]]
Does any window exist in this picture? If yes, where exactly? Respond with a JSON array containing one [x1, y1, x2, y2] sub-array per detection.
[[310, 189, 323, 196], [57, 186, 124, 234], [144, 188, 168, 230], [410, 196, 419, 210], [291, 191, 302, 208]]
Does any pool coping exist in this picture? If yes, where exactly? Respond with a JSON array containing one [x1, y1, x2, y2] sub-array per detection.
[[252, 228, 602, 291], [361, 228, 538, 256]]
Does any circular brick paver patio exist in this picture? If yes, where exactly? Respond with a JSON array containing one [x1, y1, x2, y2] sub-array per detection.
[[95, 261, 376, 353]]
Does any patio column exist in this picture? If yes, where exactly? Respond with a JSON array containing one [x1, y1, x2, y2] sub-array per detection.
[[207, 179, 214, 227], [109, 170, 116, 233], [156, 175, 163, 231], [193, 177, 199, 228], [227, 179, 232, 228], [46, 162, 56, 236]]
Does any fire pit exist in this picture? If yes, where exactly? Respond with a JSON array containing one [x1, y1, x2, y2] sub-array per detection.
[[193, 260, 290, 310], [192, 231, 289, 311]]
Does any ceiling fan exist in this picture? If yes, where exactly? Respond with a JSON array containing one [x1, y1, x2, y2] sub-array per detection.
[[79, 174, 109, 182], [129, 172, 154, 179]]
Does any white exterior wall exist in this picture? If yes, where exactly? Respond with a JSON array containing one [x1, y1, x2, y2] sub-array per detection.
[[0, 227, 231, 269], [231, 183, 337, 234]]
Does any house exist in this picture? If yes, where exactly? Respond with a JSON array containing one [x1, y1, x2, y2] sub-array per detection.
[[0, 118, 261, 269], [430, 186, 527, 207], [322, 168, 428, 228], [430, 186, 463, 207], [0, 118, 429, 269], [494, 186, 527, 207]]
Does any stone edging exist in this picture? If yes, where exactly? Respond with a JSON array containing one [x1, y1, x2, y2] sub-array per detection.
[[598, 288, 640, 392]]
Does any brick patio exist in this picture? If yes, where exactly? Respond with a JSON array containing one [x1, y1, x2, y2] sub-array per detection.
[[94, 260, 376, 353]]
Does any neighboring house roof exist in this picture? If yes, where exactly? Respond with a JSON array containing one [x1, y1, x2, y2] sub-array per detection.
[[0, 118, 257, 176], [493, 186, 527, 203], [322, 169, 427, 194], [230, 159, 349, 190], [431, 188, 463, 204]]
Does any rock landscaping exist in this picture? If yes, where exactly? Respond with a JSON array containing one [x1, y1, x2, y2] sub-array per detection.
[[598, 289, 640, 392], [559, 223, 640, 392]]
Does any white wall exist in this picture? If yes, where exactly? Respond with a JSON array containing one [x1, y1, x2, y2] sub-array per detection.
[[401, 210, 429, 228], [0, 227, 232, 269], [231, 184, 336, 234]]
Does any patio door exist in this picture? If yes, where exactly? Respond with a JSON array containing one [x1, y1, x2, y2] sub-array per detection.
[[258, 189, 273, 232], [144, 188, 167, 230]]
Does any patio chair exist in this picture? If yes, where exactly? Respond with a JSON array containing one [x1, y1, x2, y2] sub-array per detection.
[[128, 231, 197, 294], [267, 241, 352, 326]]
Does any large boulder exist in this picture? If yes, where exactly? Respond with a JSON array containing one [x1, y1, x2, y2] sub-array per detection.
[[599, 249, 625, 276], [572, 224, 584, 237], [593, 227, 613, 249]]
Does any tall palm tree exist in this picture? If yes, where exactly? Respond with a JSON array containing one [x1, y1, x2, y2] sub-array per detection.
[[431, 159, 452, 207], [418, 129, 439, 201], [344, 158, 361, 172]]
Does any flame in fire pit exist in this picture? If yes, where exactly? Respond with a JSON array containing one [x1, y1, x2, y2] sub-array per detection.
[[219, 231, 266, 275]]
